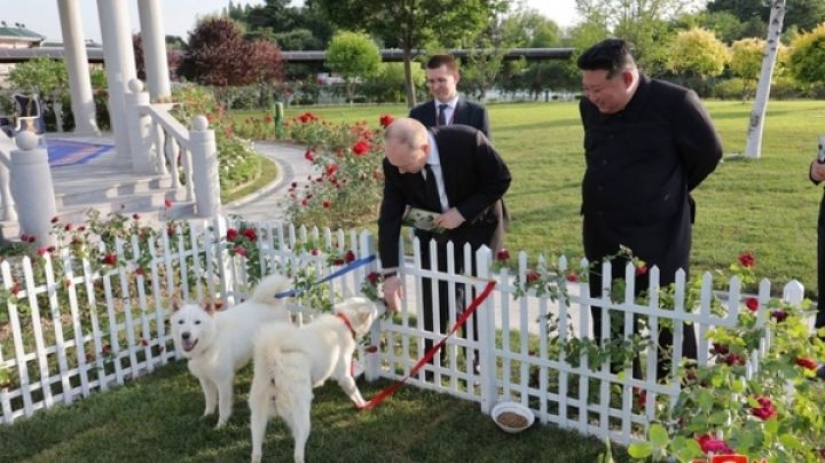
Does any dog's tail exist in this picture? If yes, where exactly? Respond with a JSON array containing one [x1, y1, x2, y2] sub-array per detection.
[[256, 331, 312, 418], [249, 274, 293, 305]]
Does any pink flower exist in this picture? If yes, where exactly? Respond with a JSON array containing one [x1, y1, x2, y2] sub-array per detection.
[[36, 246, 48, 256], [745, 297, 758, 312], [164, 198, 173, 209], [496, 249, 510, 261], [738, 251, 755, 268], [326, 164, 339, 177], [635, 262, 647, 276], [233, 246, 247, 257]]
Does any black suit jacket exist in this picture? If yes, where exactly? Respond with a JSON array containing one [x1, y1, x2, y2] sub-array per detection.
[[409, 99, 491, 139], [378, 125, 511, 269], [579, 74, 722, 281]]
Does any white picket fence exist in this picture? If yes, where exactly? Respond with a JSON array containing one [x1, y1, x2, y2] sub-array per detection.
[[0, 217, 805, 448]]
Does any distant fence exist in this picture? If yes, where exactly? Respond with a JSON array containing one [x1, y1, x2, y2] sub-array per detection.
[[0, 217, 802, 448]]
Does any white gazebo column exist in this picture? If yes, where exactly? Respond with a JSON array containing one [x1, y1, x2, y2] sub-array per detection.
[[137, 0, 171, 100], [96, 0, 138, 161], [57, 0, 99, 136]]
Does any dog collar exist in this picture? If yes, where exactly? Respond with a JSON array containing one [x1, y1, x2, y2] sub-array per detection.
[[336, 313, 358, 339]]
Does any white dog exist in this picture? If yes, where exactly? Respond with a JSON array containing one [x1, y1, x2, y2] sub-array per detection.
[[248, 297, 381, 463], [170, 274, 292, 428]]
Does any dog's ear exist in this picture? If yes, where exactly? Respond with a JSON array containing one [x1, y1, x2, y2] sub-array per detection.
[[202, 300, 216, 314], [171, 298, 183, 312], [356, 303, 376, 326]]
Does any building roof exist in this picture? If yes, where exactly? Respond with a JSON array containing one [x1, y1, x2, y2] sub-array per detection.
[[0, 23, 45, 43]]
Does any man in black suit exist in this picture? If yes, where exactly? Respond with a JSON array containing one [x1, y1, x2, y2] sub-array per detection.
[[409, 54, 490, 138], [577, 39, 723, 380], [378, 118, 510, 374]]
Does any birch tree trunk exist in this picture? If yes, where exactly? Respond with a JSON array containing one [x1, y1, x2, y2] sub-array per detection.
[[744, 0, 787, 159]]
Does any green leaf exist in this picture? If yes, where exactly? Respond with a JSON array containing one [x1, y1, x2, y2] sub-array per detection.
[[627, 442, 653, 459], [649, 423, 669, 448], [709, 410, 730, 425], [698, 390, 714, 411], [764, 416, 779, 436], [779, 433, 803, 450]]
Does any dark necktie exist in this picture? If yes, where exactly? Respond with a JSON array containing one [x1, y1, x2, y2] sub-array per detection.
[[437, 103, 448, 126], [423, 164, 442, 212]]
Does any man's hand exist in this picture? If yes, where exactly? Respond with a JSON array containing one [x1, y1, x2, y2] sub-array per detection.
[[812, 160, 825, 183], [382, 275, 403, 312], [434, 208, 465, 230]]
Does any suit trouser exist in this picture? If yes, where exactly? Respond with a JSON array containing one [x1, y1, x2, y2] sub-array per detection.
[[417, 231, 484, 369], [588, 267, 698, 381], [816, 193, 825, 333]]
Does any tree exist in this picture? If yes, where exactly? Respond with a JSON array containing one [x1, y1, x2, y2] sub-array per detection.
[[744, 0, 787, 160], [575, 0, 689, 75], [177, 17, 283, 89], [313, 0, 507, 107], [7, 57, 68, 101], [788, 23, 825, 85], [667, 28, 729, 79], [730, 37, 767, 100], [325, 31, 381, 104], [708, 0, 825, 34]]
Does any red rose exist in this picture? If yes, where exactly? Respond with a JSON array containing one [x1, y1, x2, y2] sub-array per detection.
[[711, 343, 729, 355], [64, 223, 73, 231], [696, 434, 733, 454], [141, 339, 149, 347], [326, 164, 339, 177], [379, 114, 394, 128], [243, 228, 257, 241], [37, 246, 48, 256], [635, 263, 647, 276], [525, 270, 540, 284], [566, 272, 579, 282], [233, 245, 247, 257], [352, 141, 370, 156], [770, 309, 788, 322], [795, 357, 817, 370], [132, 213, 140, 220], [344, 250, 356, 263], [751, 396, 776, 420], [745, 297, 758, 312], [101, 253, 117, 266], [304, 150, 315, 162], [164, 198, 173, 209], [738, 251, 755, 268], [226, 228, 239, 241], [135, 267, 145, 276], [166, 225, 176, 236], [367, 272, 380, 284], [496, 249, 510, 261], [322, 200, 331, 208], [51, 216, 59, 224], [332, 258, 345, 266]]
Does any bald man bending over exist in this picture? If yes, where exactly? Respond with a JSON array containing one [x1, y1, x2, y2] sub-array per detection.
[[377, 118, 511, 374]]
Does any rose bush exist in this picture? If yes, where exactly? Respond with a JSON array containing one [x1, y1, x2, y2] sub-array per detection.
[[282, 112, 391, 229]]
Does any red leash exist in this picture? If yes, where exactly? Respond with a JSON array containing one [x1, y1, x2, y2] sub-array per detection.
[[357, 280, 497, 410]]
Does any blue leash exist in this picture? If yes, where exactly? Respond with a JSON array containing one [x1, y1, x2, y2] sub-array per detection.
[[274, 255, 377, 298]]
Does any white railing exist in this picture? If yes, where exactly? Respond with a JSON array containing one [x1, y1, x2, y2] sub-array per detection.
[[0, 218, 803, 449]]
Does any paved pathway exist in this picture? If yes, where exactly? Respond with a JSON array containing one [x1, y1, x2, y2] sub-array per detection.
[[223, 141, 312, 221]]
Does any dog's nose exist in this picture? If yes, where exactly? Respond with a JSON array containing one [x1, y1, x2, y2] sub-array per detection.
[[181, 332, 190, 340]]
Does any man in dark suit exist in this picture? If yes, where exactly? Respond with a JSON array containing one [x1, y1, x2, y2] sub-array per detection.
[[408, 54, 490, 139], [577, 39, 723, 380], [378, 118, 510, 374]]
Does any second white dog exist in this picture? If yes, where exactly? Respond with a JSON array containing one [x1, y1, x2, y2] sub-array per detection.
[[170, 273, 292, 428], [248, 297, 380, 463]]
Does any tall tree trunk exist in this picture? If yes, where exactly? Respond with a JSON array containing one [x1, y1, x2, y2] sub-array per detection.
[[403, 46, 417, 109], [744, 0, 786, 159]]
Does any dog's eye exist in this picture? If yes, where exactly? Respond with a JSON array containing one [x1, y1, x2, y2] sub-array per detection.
[[177, 320, 183, 324], [195, 320, 201, 325]]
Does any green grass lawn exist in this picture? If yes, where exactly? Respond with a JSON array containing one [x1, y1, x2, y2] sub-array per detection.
[[0, 361, 628, 462], [279, 100, 825, 297]]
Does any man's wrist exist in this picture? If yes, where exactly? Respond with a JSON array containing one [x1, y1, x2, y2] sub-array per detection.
[[383, 271, 398, 279]]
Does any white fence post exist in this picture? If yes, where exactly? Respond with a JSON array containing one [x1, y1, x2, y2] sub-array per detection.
[[125, 79, 156, 174], [475, 245, 496, 414], [782, 279, 804, 307], [10, 132, 57, 246], [189, 116, 221, 218], [361, 230, 382, 382]]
